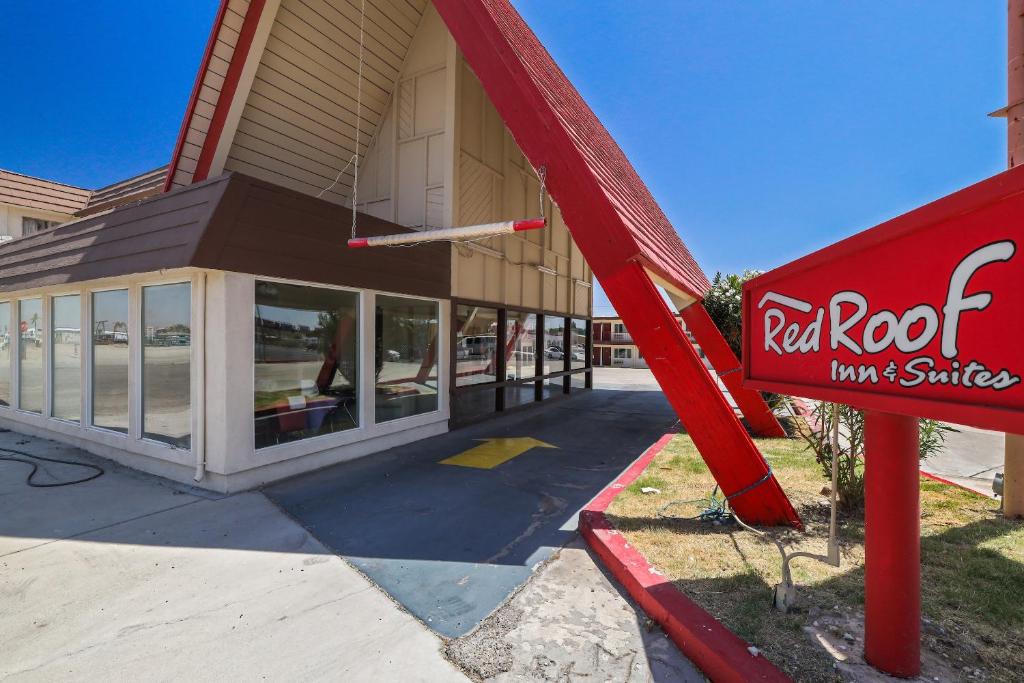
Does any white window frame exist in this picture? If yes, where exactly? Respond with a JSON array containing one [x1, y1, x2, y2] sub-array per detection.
[[15, 296, 45, 416], [249, 275, 449, 464], [0, 300, 12, 410], [0, 270, 201, 469], [139, 280, 195, 449], [48, 291, 84, 425]]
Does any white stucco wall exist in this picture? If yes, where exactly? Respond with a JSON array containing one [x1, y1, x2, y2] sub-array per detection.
[[0, 268, 451, 492], [0, 202, 73, 239]]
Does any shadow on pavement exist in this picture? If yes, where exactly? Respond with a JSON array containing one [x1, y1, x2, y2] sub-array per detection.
[[265, 388, 679, 636]]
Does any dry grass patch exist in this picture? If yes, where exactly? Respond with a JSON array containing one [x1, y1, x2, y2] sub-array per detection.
[[607, 435, 1023, 682]]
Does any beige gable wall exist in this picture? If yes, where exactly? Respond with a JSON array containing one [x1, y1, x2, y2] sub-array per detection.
[[357, 3, 448, 227], [219, 0, 428, 203], [185, 0, 590, 317], [451, 60, 592, 317], [356, 6, 592, 317]]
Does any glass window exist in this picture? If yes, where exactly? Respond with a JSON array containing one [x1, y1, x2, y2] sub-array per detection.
[[614, 348, 632, 360], [541, 375, 564, 400], [254, 281, 359, 449], [542, 316, 566, 375], [570, 319, 587, 370], [504, 383, 536, 409], [51, 295, 81, 422], [18, 299, 43, 413], [453, 387, 496, 423], [504, 311, 537, 381], [455, 305, 499, 387], [92, 290, 130, 433], [143, 283, 191, 448], [375, 295, 439, 423], [0, 302, 10, 406], [21, 217, 59, 235]]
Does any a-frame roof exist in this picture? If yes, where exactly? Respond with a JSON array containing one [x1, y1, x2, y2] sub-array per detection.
[[431, 0, 710, 300], [164, 0, 711, 300]]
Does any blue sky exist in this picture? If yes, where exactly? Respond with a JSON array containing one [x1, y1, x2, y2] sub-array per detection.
[[0, 2, 1004, 315]]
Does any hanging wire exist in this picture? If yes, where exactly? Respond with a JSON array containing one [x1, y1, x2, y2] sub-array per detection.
[[350, 0, 366, 241], [316, 0, 366, 244], [376, 164, 550, 249]]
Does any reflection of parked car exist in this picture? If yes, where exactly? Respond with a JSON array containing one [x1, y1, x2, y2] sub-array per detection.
[[572, 350, 585, 361], [458, 335, 496, 360], [386, 349, 401, 361], [545, 347, 563, 359]]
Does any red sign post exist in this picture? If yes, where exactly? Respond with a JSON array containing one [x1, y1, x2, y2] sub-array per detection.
[[742, 166, 1024, 677]]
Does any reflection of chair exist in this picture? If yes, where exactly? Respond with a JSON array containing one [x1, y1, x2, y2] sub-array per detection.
[[274, 395, 344, 435]]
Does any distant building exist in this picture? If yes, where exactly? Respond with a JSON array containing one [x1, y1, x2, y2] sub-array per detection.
[[592, 314, 706, 369], [0, 166, 168, 240]]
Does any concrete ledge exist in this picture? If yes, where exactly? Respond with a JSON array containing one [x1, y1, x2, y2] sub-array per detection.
[[788, 399, 993, 498], [579, 434, 791, 683], [919, 470, 991, 497]]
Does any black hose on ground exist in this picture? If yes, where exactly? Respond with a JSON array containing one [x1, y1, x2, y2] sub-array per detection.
[[0, 446, 104, 487]]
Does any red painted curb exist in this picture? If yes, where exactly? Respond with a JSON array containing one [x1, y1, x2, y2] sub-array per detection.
[[919, 470, 990, 497], [579, 435, 791, 683]]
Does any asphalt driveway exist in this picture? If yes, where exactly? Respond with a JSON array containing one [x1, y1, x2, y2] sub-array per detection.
[[265, 387, 678, 638]]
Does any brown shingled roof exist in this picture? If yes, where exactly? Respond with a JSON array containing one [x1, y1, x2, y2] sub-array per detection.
[[0, 172, 451, 300], [0, 169, 91, 216], [78, 165, 169, 217], [0, 166, 173, 222]]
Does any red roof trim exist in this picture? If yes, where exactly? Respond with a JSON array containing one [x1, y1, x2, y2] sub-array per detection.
[[192, 0, 268, 184], [163, 0, 231, 193]]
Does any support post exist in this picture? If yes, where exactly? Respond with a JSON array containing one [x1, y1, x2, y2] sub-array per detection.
[[601, 263, 801, 527], [1005, 434, 1024, 518], [863, 411, 920, 678], [1005, 0, 1024, 517], [678, 303, 786, 438]]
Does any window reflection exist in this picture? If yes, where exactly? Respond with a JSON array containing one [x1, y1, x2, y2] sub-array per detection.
[[51, 295, 81, 422], [92, 290, 130, 433], [504, 311, 537, 381], [18, 299, 43, 413], [0, 302, 10, 406], [455, 305, 499, 387], [375, 295, 439, 423], [542, 316, 566, 375], [453, 387, 496, 423], [143, 284, 191, 448], [570, 318, 587, 370], [254, 281, 358, 449]]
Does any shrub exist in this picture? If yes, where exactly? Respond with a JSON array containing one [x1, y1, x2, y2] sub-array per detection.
[[702, 270, 762, 360], [799, 402, 952, 511]]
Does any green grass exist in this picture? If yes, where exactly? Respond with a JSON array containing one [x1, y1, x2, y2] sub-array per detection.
[[607, 434, 1023, 682]]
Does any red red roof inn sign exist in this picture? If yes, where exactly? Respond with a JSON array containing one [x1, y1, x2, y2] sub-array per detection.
[[742, 166, 1024, 678], [743, 167, 1024, 434]]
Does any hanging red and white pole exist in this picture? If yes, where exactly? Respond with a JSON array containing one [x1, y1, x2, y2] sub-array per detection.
[[347, 217, 546, 248]]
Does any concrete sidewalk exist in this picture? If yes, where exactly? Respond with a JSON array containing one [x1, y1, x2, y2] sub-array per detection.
[[921, 422, 1004, 497], [0, 432, 466, 682], [0, 381, 700, 682]]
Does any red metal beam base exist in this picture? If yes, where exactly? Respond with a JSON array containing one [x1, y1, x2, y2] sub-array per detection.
[[604, 264, 801, 527], [680, 304, 786, 438], [864, 411, 921, 677]]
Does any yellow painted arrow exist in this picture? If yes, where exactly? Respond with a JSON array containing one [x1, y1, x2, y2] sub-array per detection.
[[439, 437, 558, 470]]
